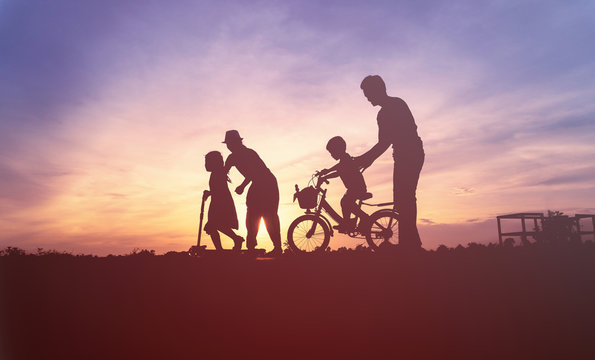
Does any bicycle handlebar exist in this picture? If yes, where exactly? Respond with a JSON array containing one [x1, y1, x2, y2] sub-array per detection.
[[313, 172, 329, 188]]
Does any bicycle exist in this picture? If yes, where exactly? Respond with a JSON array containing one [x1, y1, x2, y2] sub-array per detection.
[[287, 171, 399, 254]]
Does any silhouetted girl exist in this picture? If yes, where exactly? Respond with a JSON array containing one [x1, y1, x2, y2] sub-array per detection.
[[203, 151, 244, 251]]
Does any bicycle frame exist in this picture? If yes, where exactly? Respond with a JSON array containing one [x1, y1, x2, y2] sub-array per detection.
[[303, 177, 395, 239], [289, 172, 401, 253], [305, 187, 337, 237]]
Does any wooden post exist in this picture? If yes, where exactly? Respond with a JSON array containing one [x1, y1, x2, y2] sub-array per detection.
[[497, 217, 503, 246], [521, 214, 527, 244], [576, 216, 581, 241]]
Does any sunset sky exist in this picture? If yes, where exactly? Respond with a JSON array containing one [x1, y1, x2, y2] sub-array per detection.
[[1, 0, 594, 254]]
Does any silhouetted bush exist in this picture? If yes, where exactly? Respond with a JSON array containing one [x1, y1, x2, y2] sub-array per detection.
[[503, 237, 515, 248], [164, 251, 188, 258], [0, 246, 26, 256], [436, 244, 450, 254], [128, 248, 156, 256]]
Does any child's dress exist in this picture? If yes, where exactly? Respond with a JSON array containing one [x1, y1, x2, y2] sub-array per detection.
[[204, 169, 238, 234]]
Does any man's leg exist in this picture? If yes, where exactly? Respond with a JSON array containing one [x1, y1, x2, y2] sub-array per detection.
[[263, 177, 282, 253], [263, 212, 282, 250], [245, 208, 261, 250], [394, 153, 424, 249]]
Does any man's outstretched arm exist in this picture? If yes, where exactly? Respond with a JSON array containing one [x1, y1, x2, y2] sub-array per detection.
[[224, 154, 252, 194], [356, 140, 390, 169]]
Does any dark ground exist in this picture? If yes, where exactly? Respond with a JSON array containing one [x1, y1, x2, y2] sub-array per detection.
[[1, 243, 595, 360]]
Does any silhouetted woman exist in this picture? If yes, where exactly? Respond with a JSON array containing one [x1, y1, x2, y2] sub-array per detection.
[[203, 151, 244, 251]]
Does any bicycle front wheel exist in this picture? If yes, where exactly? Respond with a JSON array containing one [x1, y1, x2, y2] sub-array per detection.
[[287, 215, 331, 254], [365, 211, 399, 250]]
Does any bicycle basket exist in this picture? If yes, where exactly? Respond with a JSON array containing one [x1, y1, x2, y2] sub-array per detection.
[[297, 186, 318, 209]]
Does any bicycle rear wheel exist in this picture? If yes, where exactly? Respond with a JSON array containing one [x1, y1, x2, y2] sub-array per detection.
[[287, 215, 331, 254], [365, 211, 399, 250]]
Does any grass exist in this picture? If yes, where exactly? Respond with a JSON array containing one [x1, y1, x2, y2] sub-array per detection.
[[1, 242, 595, 359]]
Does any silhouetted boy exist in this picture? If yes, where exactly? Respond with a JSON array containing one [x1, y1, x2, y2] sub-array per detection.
[[203, 151, 244, 251], [319, 136, 370, 233]]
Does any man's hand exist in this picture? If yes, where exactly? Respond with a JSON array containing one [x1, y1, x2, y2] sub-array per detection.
[[361, 159, 374, 171], [202, 190, 211, 200], [235, 185, 245, 195], [357, 141, 390, 170], [355, 154, 373, 171]]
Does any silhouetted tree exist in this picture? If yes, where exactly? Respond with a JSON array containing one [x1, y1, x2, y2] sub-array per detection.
[[534, 210, 579, 245]]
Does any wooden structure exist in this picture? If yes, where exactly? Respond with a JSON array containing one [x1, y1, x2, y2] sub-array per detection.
[[497, 212, 595, 245], [575, 214, 595, 241], [497, 213, 544, 246]]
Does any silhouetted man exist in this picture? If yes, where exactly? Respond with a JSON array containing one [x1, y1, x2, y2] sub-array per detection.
[[223, 130, 283, 256], [357, 75, 424, 250]]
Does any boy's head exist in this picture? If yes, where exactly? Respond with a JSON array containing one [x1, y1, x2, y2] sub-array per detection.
[[205, 151, 224, 172], [326, 136, 347, 160]]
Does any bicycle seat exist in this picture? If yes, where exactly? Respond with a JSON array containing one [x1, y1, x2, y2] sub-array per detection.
[[359, 192, 373, 201]]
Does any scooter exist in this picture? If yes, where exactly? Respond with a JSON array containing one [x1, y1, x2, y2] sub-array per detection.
[[188, 190, 268, 256], [188, 191, 208, 256]]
